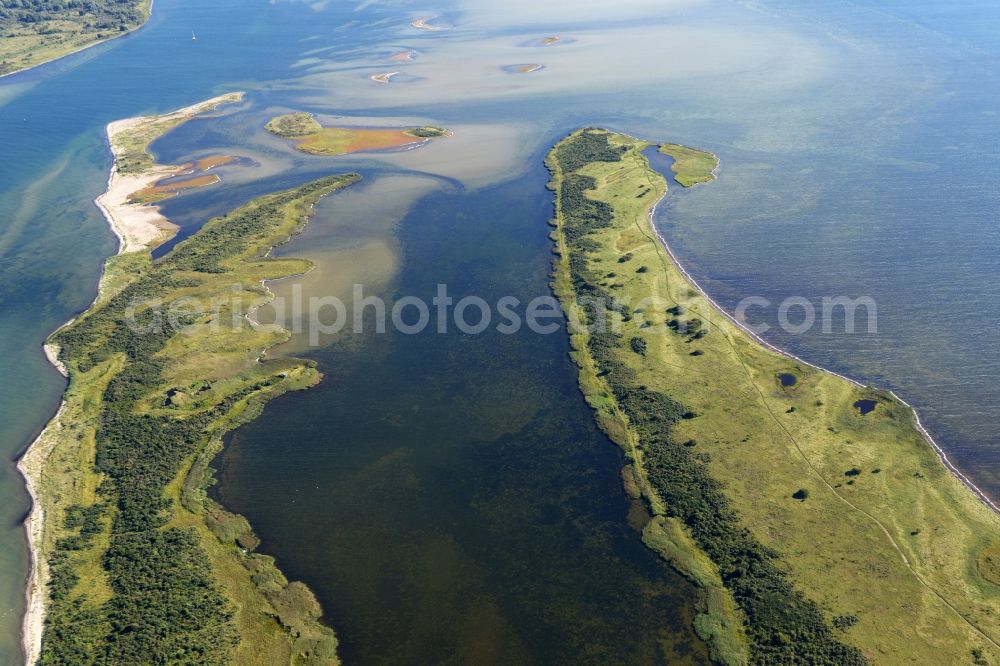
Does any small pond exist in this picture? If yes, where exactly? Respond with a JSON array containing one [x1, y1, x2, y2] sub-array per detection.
[[854, 399, 878, 415]]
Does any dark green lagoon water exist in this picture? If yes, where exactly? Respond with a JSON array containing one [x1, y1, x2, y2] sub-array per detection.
[[2, 0, 1000, 662], [215, 166, 705, 663]]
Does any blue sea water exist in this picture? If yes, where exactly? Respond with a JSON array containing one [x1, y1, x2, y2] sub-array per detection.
[[1, 0, 999, 662]]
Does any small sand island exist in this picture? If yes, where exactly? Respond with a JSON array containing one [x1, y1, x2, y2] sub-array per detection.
[[370, 71, 400, 84], [524, 35, 564, 47], [390, 49, 417, 62], [503, 63, 544, 74], [411, 15, 446, 31], [548, 128, 1000, 664], [266, 112, 448, 156], [20, 92, 358, 665], [95, 92, 244, 253]]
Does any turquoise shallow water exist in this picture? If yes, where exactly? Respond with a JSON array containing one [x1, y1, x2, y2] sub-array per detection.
[[2, 0, 1000, 662]]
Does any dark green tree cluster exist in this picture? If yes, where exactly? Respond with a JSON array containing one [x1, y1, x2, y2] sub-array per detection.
[[406, 126, 447, 138], [552, 130, 867, 665], [554, 127, 627, 173]]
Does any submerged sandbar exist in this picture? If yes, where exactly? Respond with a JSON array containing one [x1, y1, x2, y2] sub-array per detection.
[[503, 63, 544, 74], [523, 35, 565, 47], [411, 15, 446, 31]]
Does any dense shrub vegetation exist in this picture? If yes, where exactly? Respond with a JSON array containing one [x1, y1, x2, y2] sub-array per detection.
[[552, 130, 867, 665], [406, 126, 448, 138], [40, 176, 356, 664], [554, 127, 627, 173]]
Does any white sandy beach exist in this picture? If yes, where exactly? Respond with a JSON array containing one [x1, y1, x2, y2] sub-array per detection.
[[96, 92, 244, 255], [94, 167, 179, 253], [17, 402, 63, 666]]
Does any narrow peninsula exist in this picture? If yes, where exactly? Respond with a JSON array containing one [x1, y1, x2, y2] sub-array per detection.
[[547, 128, 1000, 664], [19, 95, 357, 665], [266, 111, 448, 156]]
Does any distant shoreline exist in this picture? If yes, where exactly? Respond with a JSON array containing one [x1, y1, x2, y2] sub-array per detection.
[[0, 0, 154, 81]]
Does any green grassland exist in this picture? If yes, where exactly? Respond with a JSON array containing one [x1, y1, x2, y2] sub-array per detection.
[[547, 128, 1000, 664], [265, 112, 325, 138], [265, 111, 447, 156], [658, 143, 718, 187], [0, 0, 150, 76], [112, 92, 244, 176], [27, 167, 359, 663]]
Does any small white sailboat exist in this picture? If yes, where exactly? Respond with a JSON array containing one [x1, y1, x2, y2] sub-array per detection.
[[192, 31, 197, 41]]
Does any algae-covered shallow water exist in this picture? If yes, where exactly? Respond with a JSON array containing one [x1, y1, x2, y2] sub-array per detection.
[[215, 163, 706, 662], [2, 0, 1000, 662]]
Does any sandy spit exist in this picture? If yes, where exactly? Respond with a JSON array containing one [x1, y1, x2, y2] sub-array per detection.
[[96, 92, 245, 255]]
